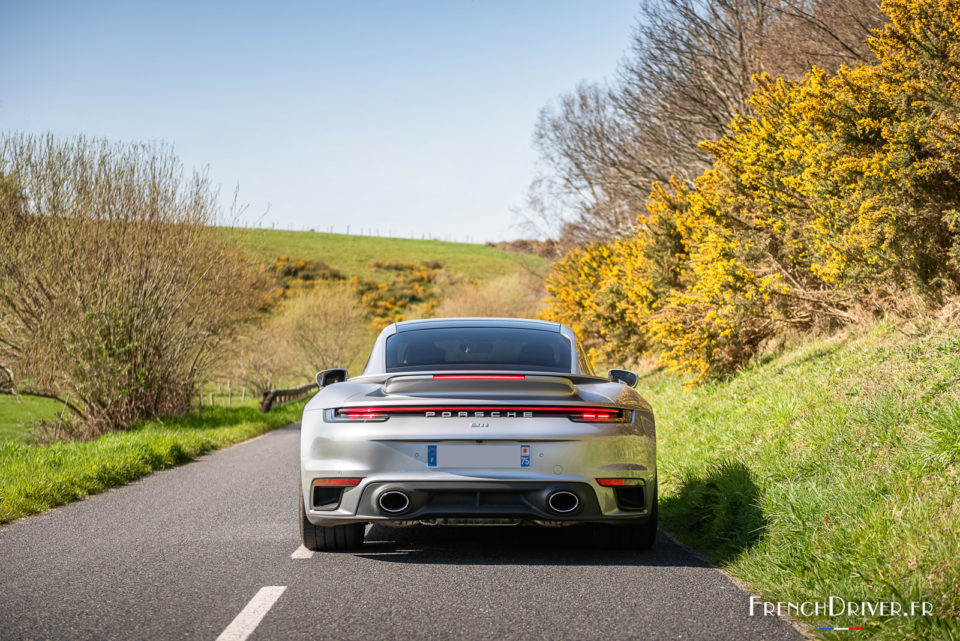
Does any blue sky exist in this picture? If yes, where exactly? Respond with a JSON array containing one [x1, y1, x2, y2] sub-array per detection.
[[1, 1, 639, 242]]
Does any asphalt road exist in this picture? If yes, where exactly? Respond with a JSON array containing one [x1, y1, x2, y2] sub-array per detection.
[[0, 423, 806, 641]]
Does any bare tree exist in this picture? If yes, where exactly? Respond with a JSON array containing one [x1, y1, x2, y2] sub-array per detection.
[[764, 0, 883, 78], [530, 83, 668, 246], [527, 0, 885, 247], [233, 284, 371, 396], [283, 285, 370, 376]]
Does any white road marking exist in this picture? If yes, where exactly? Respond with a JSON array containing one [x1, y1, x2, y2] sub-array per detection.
[[216, 586, 287, 641], [290, 545, 314, 559]]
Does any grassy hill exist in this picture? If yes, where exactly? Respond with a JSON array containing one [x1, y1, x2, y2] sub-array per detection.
[[229, 228, 545, 281], [646, 320, 960, 639]]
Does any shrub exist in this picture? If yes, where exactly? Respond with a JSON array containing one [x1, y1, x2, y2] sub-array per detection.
[[0, 134, 265, 437], [233, 284, 372, 396], [352, 261, 443, 329]]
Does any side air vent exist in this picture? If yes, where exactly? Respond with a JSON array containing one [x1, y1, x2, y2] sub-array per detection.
[[613, 487, 645, 511], [312, 486, 343, 509]]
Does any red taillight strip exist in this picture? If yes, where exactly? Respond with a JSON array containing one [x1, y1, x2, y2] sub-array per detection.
[[433, 374, 526, 380], [581, 412, 612, 420], [337, 405, 618, 414], [311, 478, 363, 487]]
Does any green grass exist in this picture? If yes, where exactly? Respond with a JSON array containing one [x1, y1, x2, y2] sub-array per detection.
[[0, 401, 305, 524], [0, 384, 263, 445], [644, 320, 960, 640], [0, 395, 65, 443], [229, 228, 545, 281]]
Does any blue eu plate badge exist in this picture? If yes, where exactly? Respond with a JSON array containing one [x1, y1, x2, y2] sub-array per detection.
[[520, 444, 531, 468], [427, 444, 437, 467]]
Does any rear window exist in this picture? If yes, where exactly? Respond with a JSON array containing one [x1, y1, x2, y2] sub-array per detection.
[[385, 327, 572, 373]]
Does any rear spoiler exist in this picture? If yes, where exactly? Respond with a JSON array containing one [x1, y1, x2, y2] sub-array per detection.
[[382, 372, 585, 398]]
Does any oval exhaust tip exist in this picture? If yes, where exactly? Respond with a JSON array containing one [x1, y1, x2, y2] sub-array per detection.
[[378, 490, 411, 514], [547, 490, 580, 514]]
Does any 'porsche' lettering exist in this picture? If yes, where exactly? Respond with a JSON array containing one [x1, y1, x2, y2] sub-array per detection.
[[420, 409, 540, 418]]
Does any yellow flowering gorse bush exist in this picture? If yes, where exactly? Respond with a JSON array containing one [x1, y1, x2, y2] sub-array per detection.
[[543, 0, 960, 382]]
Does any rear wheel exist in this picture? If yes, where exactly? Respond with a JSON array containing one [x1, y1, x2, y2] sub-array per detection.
[[300, 492, 365, 551]]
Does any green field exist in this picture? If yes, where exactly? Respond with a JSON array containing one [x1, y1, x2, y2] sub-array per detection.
[[230, 228, 546, 281], [647, 321, 960, 639], [0, 395, 64, 443], [0, 381, 267, 445]]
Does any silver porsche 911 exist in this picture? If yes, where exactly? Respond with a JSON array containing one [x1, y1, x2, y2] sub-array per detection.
[[299, 318, 657, 551]]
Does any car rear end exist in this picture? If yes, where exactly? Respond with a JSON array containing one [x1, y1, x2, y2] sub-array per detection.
[[299, 319, 657, 550]]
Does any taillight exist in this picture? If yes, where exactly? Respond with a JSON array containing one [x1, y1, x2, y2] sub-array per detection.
[[324, 406, 630, 422], [342, 411, 388, 420], [325, 409, 389, 422], [569, 409, 628, 423], [578, 411, 612, 421], [311, 477, 363, 487], [596, 478, 645, 487]]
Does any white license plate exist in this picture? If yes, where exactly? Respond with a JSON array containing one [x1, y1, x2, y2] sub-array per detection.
[[427, 443, 531, 468]]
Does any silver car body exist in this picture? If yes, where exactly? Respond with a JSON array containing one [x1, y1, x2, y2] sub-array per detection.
[[300, 318, 656, 527]]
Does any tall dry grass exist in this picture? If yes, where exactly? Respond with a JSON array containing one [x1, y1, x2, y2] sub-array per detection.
[[435, 273, 545, 320]]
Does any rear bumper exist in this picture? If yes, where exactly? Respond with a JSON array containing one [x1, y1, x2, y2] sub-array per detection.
[[300, 411, 656, 527], [303, 476, 656, 527]]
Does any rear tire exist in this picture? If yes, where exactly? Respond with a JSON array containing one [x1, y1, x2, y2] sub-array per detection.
[[590, 485, 658, 550], [300, 491, 365, 551]]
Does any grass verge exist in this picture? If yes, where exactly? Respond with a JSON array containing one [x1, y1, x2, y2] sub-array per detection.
[[644, 320, 960, 639], [0, 401, 305, 525]]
